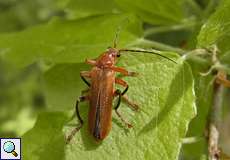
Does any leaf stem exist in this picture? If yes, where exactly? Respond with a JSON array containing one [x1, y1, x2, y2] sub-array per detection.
[[182, 136, 204, 144]]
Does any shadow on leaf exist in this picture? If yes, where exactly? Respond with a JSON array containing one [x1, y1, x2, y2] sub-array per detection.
[[138, 63, 192, 135]]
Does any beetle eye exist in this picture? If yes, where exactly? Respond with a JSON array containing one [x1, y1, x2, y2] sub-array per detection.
[[106, 46, 112, 51]]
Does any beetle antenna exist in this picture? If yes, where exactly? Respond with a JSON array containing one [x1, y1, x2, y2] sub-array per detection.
[[113, 25, 121, 48], [113, 18, 130, 48], [119, 48, 177, 64]]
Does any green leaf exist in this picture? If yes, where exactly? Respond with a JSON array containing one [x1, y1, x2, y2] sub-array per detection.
[[0, 14, 141, 68], [43, 52, 195, 160], [64, 53, 195, 160], [181, 58, 213, 159], [114, 0, 188, 25], [22, 111, 69, 160], [23, 52, 195, 160], [197, 0, 230, 53], [43, 63, 90, 110], [220, 51, 230, 65], [186, 59, 213, 137], [181, 74, 211, 158], [65, 0, 120, 19]]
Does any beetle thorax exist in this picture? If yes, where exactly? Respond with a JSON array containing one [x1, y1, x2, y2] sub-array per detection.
[[96, 48, 119, 68]]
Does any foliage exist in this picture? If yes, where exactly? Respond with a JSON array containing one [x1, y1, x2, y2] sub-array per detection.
[[0, 0, 230, 160]]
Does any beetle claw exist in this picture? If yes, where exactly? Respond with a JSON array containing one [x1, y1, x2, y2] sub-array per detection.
[[127, 124, 133, 128]]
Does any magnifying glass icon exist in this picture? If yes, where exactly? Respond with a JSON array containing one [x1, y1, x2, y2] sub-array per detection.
[[3, 141, 18, 157]]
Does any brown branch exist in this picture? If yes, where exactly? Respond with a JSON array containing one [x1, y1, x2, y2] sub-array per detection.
[[208, 80, 224, 160], [207, 46, 226, 160]]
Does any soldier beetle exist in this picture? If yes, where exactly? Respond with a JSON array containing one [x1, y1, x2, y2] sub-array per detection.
[[66, 26, 176, 143]]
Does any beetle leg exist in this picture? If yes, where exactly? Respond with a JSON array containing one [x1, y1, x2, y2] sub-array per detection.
[[81, 89, 90, 95], [66, 96, 89, 144], [115, 78, 139, 111], [80, 71, 91, 87], [110, 66, 138, 76], [114, 89, 133, 128], [115, 78, 127, 87], [115, 78, 129, 95], [85, 59, 97, 66], [121, 95, 139, 111]]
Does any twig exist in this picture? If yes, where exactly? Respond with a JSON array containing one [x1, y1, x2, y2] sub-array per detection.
[[208, 81, 224, 160], [207, 46, 225, 160]]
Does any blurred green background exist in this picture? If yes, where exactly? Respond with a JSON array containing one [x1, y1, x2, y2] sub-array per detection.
[[0, 0, 61, 137]]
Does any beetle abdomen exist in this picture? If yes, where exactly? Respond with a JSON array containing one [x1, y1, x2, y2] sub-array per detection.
[[88, 68, 115, 140]]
